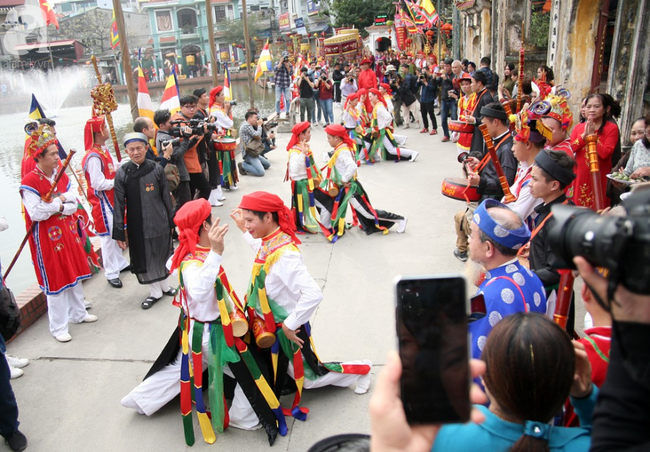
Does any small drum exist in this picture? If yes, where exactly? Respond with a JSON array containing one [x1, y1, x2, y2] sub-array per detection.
[[251, 317, 276, 349], [214, 137, 237, 152], [230, 309, 249, 337], [441, 177, 480, 202], [448, 120, 474, 134]]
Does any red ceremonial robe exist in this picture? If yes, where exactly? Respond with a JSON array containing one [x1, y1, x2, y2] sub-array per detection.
[[20, 168, 92, 295], [82, 145, 116, 235]]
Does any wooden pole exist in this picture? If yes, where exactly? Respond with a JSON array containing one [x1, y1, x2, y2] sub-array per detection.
[[205, 0, 219, 87], [241, 0, 255, 109], [112, 0, 138, 121]]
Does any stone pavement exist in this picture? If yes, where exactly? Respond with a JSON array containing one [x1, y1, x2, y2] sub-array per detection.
[[6, 108, 584, 452]]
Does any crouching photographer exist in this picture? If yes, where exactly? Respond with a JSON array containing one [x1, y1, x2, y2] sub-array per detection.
[[154, 108, 200, 215], [548, 188, 650, 450], [261, 117, 278, 156]]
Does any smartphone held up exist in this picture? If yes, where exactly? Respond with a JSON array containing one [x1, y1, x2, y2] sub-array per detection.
[[395, 274, 470, 425]]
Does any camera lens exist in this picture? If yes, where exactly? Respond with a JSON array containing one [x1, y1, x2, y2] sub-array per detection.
[[548, 205, 629, 272]]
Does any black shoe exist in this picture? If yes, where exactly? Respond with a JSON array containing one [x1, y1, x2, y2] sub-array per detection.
[[5, 430, 27, 452], [141, 296, 161, 309], [107, 278, 123, 288], [163, 287, 178, 297], [120, 265, 131, 273], [454, 249, 468, 262]]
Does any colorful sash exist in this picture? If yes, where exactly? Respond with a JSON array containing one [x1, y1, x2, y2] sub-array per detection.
[[244, 230, 370, 420], [176, 250, 285, 445], [369, 103, 400, 162]]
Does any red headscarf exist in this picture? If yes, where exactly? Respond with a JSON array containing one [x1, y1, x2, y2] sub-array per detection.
[[324, 124, 356, 151], [170, 199, 212, 272], [84, 116, 105, 151], [344, 92, 359, 110], [238, 191, 301, 245], [356, 88, 372, 113], [369, 88, 387, 109], [286, 121, 311, 152], [379, 83, 392, 95], [209, 86, 223, 109]]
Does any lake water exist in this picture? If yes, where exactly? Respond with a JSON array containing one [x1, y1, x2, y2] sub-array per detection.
[[0, 79, 276, 295]]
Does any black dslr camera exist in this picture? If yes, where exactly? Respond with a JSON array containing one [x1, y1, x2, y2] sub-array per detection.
[[549, 190, 650, 295], [170, 119, 217, 137]]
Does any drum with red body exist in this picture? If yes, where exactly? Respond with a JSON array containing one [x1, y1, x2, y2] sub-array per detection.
[[214, 137, 237, 152], [448, 120, 474, 134], [441, 177, 480, 202]]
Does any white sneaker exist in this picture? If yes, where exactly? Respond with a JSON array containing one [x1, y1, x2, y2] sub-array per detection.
[[6, 355, 29, 369], [81, 314, 98, 323], [216, 186, 226, 201], [409, 151, 419, 162], [84, 300, 92, 309], [397, 217, 408, 233], [211, 200, 224, 207], [228, 184, 238, 191], [55, 333, 72, 342], [9, 366, 23, 379]]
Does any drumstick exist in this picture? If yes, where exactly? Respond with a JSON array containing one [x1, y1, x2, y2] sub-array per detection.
[[479, 124, 516, 203]]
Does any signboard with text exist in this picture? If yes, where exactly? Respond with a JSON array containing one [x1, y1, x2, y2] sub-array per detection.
[[279, 13, 291, 31], [374, 14, 387, 26], [295, 17, 307, 35], [307, 1, 319, 16]]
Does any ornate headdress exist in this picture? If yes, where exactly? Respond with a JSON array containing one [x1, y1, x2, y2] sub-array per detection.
[[25, 122, 57, 159], [509, 108, 548, 143], [528, 86, 573, 131]]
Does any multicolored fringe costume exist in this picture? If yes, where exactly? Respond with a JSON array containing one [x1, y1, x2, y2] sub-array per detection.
[[167, 248, 287, 446], [286, 146, 338, 242], [345, 105, 366, 165], [245, 229, 371, 418], [369, 103, 401, 162], [211, 105, 238, 189], [321, 143, 403, 236]]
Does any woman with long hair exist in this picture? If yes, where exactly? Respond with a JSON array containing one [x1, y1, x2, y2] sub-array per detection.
[[569, 93, 621, 209]]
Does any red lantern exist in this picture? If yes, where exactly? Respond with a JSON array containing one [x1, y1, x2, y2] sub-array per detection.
[[425, 30, 435, 39], [405, 38, 413, 46]]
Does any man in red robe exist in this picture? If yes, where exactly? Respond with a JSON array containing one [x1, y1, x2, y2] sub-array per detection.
[[82, 116, 130, 289], [357, 59, 378, 91], [19, 124, 98, 343]]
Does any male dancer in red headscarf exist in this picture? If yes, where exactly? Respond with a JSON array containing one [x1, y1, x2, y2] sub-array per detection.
[[321, 125, 408, 237], [82, 115, 130, 289], [122, 199, 286, 445], [230, 192, 372, 421], [285, 122, 337, 240]]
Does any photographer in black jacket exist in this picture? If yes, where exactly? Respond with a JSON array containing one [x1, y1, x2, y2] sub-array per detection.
[[154, 108, 199, 216]]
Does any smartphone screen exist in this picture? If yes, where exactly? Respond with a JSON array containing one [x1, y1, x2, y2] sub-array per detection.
[[396, 275, 470, 424]]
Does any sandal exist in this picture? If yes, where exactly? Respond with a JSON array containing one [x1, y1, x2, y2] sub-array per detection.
[[163, 287, 177, 297], [142, 297, 161, 309]]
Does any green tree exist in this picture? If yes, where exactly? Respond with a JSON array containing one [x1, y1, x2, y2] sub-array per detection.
[[53, 8, 113, 54], [214, 13, 267, 54], [330, 0, 394, 37]]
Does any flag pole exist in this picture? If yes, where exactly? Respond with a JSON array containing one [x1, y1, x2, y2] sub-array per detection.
[[205, 0, 219, 87], [241, 0, 255, 109], [112, 0, 138, 121]]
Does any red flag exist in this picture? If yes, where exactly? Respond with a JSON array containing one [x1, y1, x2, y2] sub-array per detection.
[[39, 0, 59, 29]]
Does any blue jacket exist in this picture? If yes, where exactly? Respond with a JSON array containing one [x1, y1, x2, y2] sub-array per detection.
[[433, 387, 597, 452]]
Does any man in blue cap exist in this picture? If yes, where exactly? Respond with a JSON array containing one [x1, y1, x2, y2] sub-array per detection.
[[113, 133, 175, 309], [467, 199, 547, 360]]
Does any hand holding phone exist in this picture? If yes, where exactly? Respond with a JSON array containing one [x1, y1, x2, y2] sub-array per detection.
[[395, 274, 470, 425]]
